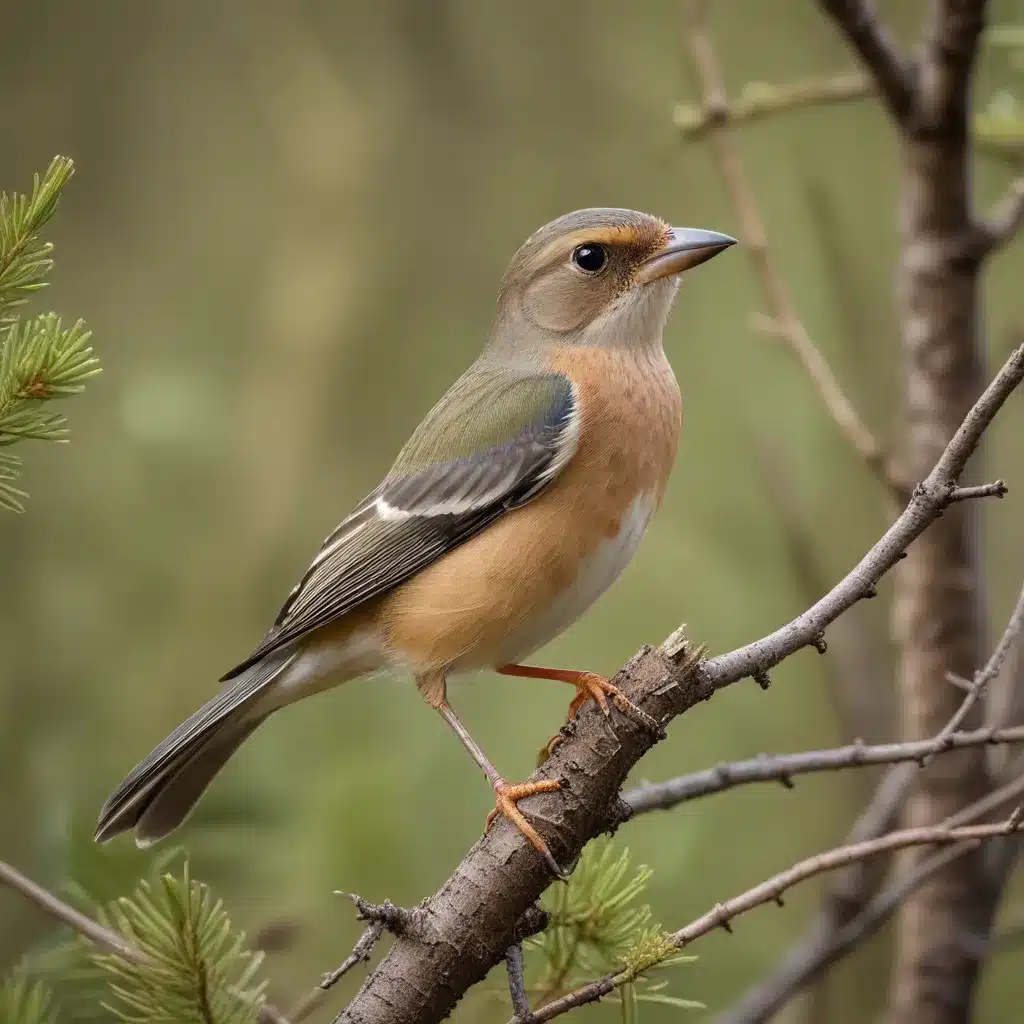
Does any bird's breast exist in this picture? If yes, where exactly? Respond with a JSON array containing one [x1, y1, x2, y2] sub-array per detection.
[[376, 344, 682, 674]]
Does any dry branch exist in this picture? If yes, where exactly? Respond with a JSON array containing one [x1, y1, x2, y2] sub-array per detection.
[[0, 859, 146, 965], [330, 342, 1023, 1022], [674, 71, 873, 140], [515, 814, 1024, 1024], [624, 724, 1024, 813], [817, 0, 915, 121], [716, 768, 1024, 1023], [682, 0, 902, 497]]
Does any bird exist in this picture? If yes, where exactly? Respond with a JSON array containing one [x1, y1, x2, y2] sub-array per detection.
[[94, 208, 734, 876]]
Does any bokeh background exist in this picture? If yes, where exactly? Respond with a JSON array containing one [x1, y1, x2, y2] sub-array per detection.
[[2, 1, 1023, 1020]]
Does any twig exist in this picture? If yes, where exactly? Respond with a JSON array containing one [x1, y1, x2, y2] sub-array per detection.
[[980, 179, 1024, 252], [506, 944, 531, 1017], [0, 859, 147, 966], [285, 895, 411, 1024], [713, 580, 1024, 1021], [816, 0, 915, 121], [515, 815, 1024, 1024], [701, 344, 1024, 690], [337, 343, 1024, 1023], [624, 723, 1024, 813], [947, 480, 1008, 502], [682, 0, 901, 497], [674, 71, 873, 140], [321, 922, 386, 991], [715, 769, 1024, 1023]]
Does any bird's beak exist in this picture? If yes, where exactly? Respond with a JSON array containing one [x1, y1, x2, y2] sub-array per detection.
[[635, 227, 737, 284]]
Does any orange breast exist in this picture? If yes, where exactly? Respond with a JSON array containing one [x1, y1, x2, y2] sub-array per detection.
[[373, 345, 682, 675]]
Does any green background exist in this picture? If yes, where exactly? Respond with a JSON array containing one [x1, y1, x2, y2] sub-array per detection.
[[1, 1, 1023, 1020]]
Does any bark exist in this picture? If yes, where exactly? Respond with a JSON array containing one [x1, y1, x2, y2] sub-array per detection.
[[887, 2, 995, 1020]]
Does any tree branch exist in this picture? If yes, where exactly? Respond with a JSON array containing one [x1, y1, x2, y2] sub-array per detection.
[[714, 768, 1024, 1023], [682, 0, 903, 497], [816, 0, 915, 120], [506, 944, 531, 1018], [674, 71, 873, 140], [330, 342, 1024, 1023], [623, 724, 1024, 813], [0, 858, 146, 966], [516, 814, 1024, 1024], [979, 179, 1024, 253]]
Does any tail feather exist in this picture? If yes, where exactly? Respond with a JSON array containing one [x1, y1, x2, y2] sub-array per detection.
[[95, 650, 294, 845]]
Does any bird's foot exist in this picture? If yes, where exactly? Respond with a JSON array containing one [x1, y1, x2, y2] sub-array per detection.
[[541, 673, 661, 759], [485, 777, 566, 879]]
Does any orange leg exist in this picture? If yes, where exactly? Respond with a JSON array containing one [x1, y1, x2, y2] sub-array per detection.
[[498, 664, 660, 758], [434, 700, 567, 879]]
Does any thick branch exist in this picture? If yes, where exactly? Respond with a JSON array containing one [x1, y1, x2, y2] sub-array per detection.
[[817, 0, 915, 121], [518, 815, 1023, 1024], [334, 344, 1024, 1023], [683, 0, 901, 496]]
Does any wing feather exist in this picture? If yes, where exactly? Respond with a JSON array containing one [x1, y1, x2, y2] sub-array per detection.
[[220, 367, 578, 680]]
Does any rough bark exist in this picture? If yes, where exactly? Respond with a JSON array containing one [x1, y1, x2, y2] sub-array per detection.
[[887, 2, 995, 1020]]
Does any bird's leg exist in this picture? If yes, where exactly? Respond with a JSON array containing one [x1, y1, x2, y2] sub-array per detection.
[[432, 697, 564, 879], [497, 664, 661, 758]]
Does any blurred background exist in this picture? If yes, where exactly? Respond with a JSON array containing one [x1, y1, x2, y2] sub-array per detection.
[[1, 1, 1023, 1020]]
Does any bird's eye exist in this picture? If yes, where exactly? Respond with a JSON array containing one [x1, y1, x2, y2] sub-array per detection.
[[571, 243, 608, 274]]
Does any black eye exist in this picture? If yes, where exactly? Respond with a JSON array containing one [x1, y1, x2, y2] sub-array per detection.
[[571, 243, 607, 273]]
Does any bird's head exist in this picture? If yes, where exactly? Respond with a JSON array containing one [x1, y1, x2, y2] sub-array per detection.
[[491, 208, 734, 353]]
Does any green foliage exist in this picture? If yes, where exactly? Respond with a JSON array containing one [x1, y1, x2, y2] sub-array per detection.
[[92, 864, 268, 1024], [0, 975, 57, 1024], [525, 840, 701, 1019], [0, 156, 99, 511]]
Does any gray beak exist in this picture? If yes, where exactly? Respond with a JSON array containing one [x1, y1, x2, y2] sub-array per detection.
[[636, 226, 737, 284]]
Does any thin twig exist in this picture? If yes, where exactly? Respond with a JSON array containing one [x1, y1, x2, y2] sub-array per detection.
[[514, 816, 1024, 1024], [506, 944, 531, 1017], [816, 0, 915, 121], [700, 344, 1024, 690], [988, 174, 1024, 228], [715, 770, 1024, 1024], [285, 894, 411, 1023], [682, 0, 901, 497], [321, 922, 386, 991], [624, 723, 1024, 813], [674, 71, 873, 140], [0, 859, 147, 966], [947, 480, 1008, 502], [713, 580, 1024, 1022]]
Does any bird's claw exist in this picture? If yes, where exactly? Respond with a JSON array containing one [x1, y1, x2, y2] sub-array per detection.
[[542, 673, 662, 760], [485, 778, 568, 880]]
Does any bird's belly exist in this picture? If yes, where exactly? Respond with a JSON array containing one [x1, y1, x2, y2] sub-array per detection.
[[482, 492, 655, 667]]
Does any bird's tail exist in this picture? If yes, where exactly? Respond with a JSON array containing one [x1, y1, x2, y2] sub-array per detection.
[[94, 650, 295, 847]]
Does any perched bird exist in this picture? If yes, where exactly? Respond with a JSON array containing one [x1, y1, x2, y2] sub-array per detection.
[[95, 208, 734, 875]]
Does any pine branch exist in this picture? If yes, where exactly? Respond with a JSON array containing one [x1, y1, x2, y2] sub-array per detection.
[[0, 975, 58, 1024], [0, 157, 99, 511], [0, 156, 73, 320], [95, 865, 268, 1024]]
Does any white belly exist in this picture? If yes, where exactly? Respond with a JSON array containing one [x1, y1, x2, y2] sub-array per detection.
[[486, 492, 655, 667]]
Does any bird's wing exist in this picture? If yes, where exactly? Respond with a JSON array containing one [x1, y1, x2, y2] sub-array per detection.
[[220, 365, 579, 680]]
